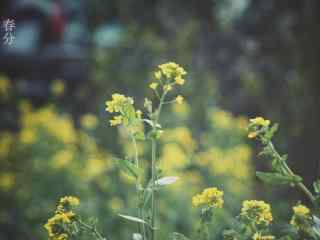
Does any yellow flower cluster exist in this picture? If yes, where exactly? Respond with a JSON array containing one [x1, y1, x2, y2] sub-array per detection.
[[248, 117, 271, 139], [252, 232, 275, 240], [240, 200, 273, 225], [58, 196, 80, 209], [105, 93, 134, 113], [192, 187, 224, 208], [250, 117, 270, 127], [105, 93, 141, 127], [290, 204, 312, 228], [44, 196, 80, 240], [157, 62, 187, 83], [149, 62, 187, 104], [20, 106, 76, 144]]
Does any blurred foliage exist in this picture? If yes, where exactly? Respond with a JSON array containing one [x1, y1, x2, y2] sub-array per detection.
[[0, 74, 252, 239]]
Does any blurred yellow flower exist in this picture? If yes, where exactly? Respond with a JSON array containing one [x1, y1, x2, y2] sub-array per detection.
[[149, 82, 158, 90], [175, 76, 185, 85], [172, 101, 190, 118], [163, 84, 172, 92], [249, 117, 270, 127], [84, 157, 109, 180], [0, 173, 15, 191], [20, 107, 76, 144], [154, 70, 162, 80], [0, 132, 13, 158], [19, 128, 37, 144], [19, 100, 32, 113], [236, 116, 249, 131], [110, 197, 124, 210], [241, 200, 273, 225], [110, 115, 123, 126], [248, 132, 258, 139], [0, 75, 11, 99], [192, 187, 224, 208], [162, 127, 196, 152], [51, 80, 65, 96], [160, 143, 188, 174], [59, 196, 80, 207], [290, 204, 312, 228], [175, 95, 184, 104], [211, 110, 232, 129], [80, 114, 98, 129], [52, 149, 74, 169]]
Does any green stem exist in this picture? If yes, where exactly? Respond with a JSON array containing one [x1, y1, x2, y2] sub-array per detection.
[[149, 90, 167, 240], [151, 138, 157, 240], [130, 131, 147, 240], [77, 219, 107, 240], [268, 141, 316, 205]]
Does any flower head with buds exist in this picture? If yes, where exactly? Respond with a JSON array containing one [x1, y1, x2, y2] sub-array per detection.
[[105, 93, 142, 127], [240, 200, 273, 225], [290, 204, 313, 231], [192, 187, 224, 208], [248, 117, 271, 139], [45, 196, 80, 240]]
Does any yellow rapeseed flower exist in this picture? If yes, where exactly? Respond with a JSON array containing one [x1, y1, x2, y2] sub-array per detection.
[[154, 71, 162, 80], [248, 132, 258, 139], [110, 115, 123, 126], [105, 93, 133, 113], [241, 200, 273, 225], [59, 196, 80, 207], [293, 204, 310, 216], [290, 204, 312, 228], [157, 62, 187, 79], [163, 84, 172, 92], [149, 82, 158, 90], [44, 211, 75, 239], [192, 187, 224, 208], [176, 95, 184, 104], [175, 76, 185, 85], [249, 117, 270, 127]]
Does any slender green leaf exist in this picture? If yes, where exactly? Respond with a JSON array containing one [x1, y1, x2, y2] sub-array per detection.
[[118, 214, 147, 224], [114, 157, 139, 179], [155, 176, 179, 186], [256, 171, 302, 185], [170, 232, 191, 240]]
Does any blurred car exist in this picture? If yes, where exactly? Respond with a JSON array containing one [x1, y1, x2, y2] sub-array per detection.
[[0, 0, 90, 98]]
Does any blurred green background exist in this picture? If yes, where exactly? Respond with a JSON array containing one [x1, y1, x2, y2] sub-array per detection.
[[0, 0, 319, 239]]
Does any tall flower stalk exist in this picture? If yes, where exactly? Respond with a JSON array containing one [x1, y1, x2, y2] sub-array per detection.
[[105, 62, 187, 240]]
